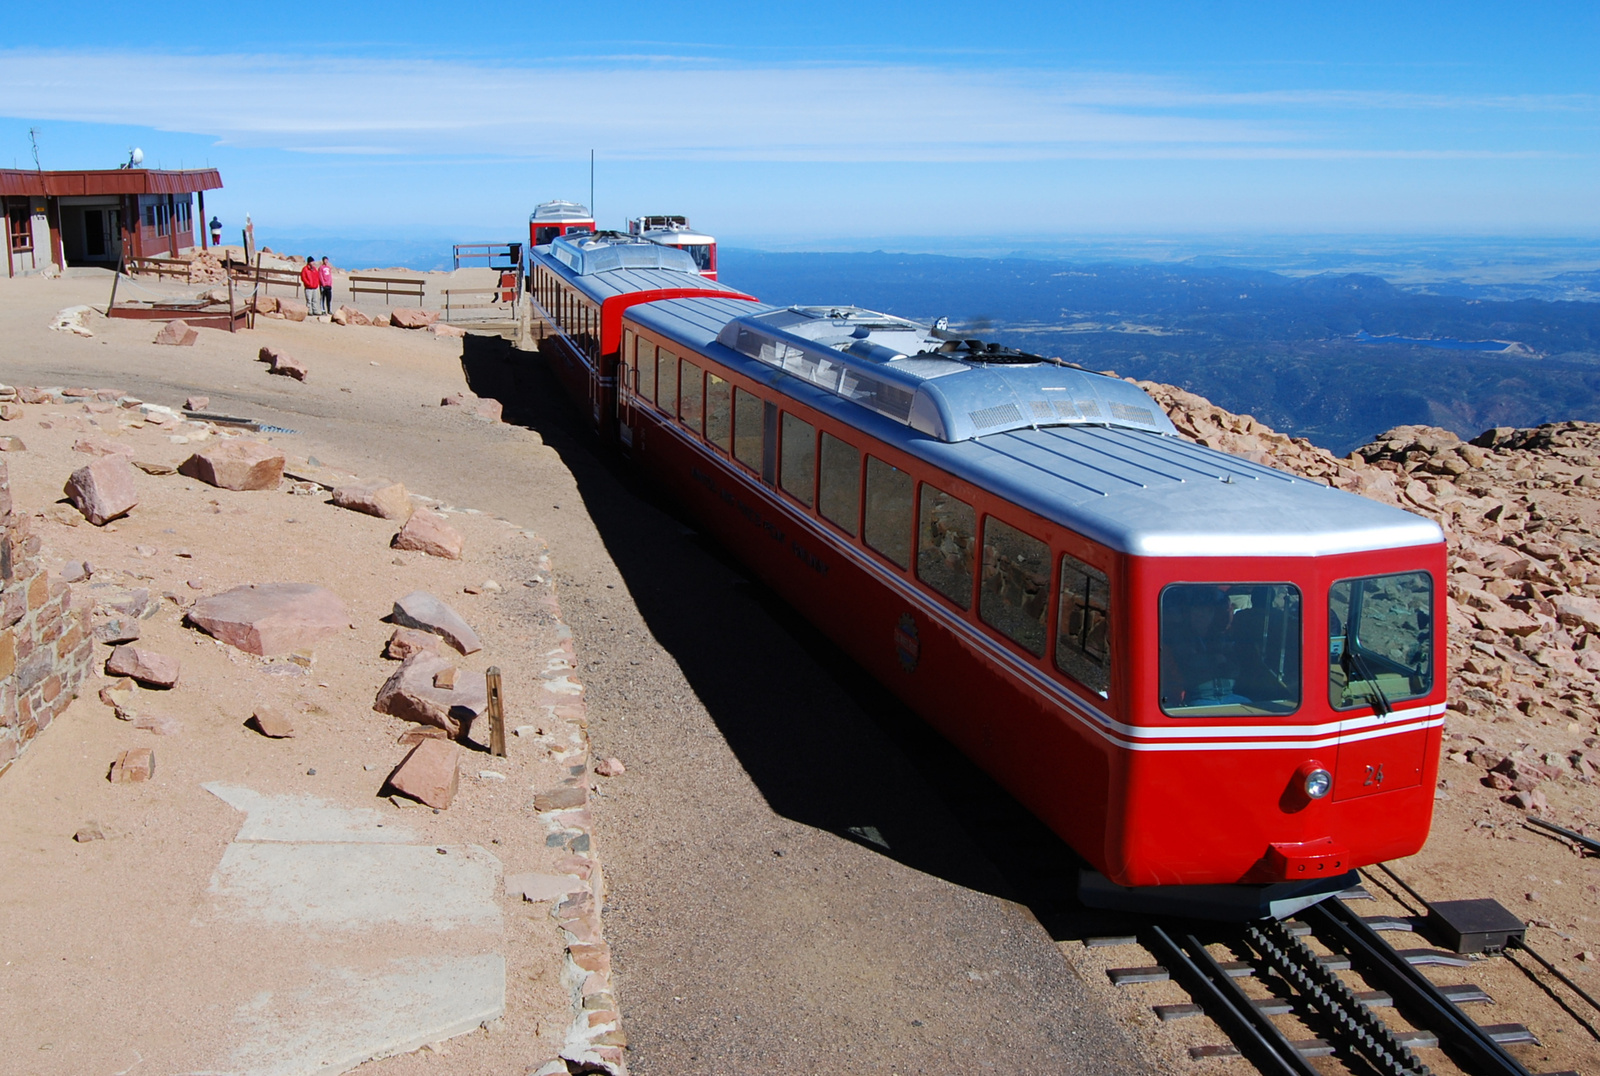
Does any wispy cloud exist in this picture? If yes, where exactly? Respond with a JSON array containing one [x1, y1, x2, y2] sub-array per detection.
[[0, 49, 1585, 163]]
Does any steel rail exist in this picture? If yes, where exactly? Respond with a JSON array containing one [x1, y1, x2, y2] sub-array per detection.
[[1307, 899, 1535, 1076], [1144, 924, 1321, 1076], [1523, 815, 1600, 856]]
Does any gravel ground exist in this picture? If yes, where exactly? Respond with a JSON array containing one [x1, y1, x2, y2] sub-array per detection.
[[1, 273, 1149, 1074]]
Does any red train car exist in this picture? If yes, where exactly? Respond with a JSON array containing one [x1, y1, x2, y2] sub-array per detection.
[[627, 215, 719, 280], [528, 236, 1446, 913], [529, 200, 596, 248]]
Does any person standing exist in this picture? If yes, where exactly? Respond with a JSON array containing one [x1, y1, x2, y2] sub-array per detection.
[[209, 215, 222, 246], [300, 256, 322, 315], [318, 256, 334, 318]]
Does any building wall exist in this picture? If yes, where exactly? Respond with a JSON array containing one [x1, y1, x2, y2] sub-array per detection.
[[5, 196, 51, 276], [0, 455, 93, 778], [131, 193, 195, 259]]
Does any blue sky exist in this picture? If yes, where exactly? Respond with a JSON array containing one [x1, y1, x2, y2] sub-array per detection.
[[1, 2, 1596, 248]]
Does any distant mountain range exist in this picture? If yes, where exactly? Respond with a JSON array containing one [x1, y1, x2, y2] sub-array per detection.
[[719, 250, 1600, 455]]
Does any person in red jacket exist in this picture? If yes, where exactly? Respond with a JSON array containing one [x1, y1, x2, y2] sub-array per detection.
[[300, 256, 322, 315]]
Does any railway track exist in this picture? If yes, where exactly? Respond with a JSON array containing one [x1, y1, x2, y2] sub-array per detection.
[[1093, 868, 1599, 1076]]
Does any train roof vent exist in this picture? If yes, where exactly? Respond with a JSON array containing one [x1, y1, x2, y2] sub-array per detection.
[[550, 232, 699, 276], [715, 307, 1179, 443]]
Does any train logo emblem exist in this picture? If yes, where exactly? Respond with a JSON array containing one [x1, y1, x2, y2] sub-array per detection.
[[894, 613, 920, 672]]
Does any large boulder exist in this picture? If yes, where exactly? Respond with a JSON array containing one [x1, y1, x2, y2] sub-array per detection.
[[277, 298, 308, 322], [187, 583, 349, 656], [64, 456, 138, 525], [389, 307, 439, 329], [332, 479, 412, 521], [390, 591, 482, 654], [105, 645, 179, 688], [178, 440, 285, 491], [392, 508, 463, 559], [267, 353, 309, 381], [373, 651, 487, 737], [154, 319, 198, 346]]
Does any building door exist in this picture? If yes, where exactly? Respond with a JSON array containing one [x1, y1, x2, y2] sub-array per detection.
[[84, 210, 106, 258]]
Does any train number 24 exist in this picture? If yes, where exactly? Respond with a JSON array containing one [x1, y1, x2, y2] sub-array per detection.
[[1364, 763, 1385, 787]]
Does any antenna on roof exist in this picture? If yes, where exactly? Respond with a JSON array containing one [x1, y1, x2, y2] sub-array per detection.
[[589, 149, 595, 225], [28, 127, 41, 171]]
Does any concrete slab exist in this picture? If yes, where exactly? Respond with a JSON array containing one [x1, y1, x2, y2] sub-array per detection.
[[205, 782, 417, 843], [223, 953, 506, 1076], [209, 842, 502, 930]]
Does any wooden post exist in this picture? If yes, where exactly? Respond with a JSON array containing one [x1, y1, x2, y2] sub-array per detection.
[[485, 667, 506, 757], [226, 263, 236, 333], [198, 190, 207, 250], [106, 250, 123, 315]]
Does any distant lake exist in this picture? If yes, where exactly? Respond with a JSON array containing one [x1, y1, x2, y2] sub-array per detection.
[[1353, 329, 1510, 352]]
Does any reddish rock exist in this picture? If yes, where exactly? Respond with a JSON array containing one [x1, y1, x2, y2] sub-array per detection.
[[178, 440, 285, 491], [389, 307, 438, 329], [106, 645, 180, 688], [594, 757, 626, 777], [268, 353, 309, 381], [329, 306, 350, 326], [185, 396, 210, 411], [109, 748, 155, 783], [433, 666, 458, 689], [384, 626, 440, 660], [277, 298, 308, 322], [398, 727, 451, 745], [0, 402, 24, 420], [470, 399, 502, 422], [372, 651, 487, 737], [64, 456, 138, 525], [154, 319, 198, 346], [0, 436, 25, 451], [388, 738, 460, 808], [134, 714, 182, 736], [392, 508, 463, 560], [72, 437, 135, 458], [247, 705, 296, 738], [390, 591, 482, 654], [535, 783, 587, 812], [187, 582, 348, 656], [332, 479, 412, 520], [253, 296, 279, 315], [433, 322, 467, 338]]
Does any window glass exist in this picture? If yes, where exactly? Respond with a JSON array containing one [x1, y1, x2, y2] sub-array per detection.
[[779, 413, 816, 506], [980, 518, 1050, 656], [917, 485, 976, 608], [1056, 554, 1111, 696], [1329, 571, 1433, 711], [1160, 584, 1302, 716], [864, 457, 913, 568], [680, 360, 704, 433], [636, 339, 656, 403], [706, 375, 731, 451], [658, 349, 678, 416], [733, 387, 763, 470], [818, 433, 861, 535]]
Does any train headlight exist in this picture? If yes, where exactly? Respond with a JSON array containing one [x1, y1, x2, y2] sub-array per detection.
[[1303, 767, 1333, 800]]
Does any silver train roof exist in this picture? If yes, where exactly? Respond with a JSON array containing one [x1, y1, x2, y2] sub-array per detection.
[[530, 200, 592, 222], [531, 238, 748, 300], [627, 298, 1444, 558]]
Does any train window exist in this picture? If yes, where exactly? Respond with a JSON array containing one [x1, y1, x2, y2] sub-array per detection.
[[1328, 571, 1433, 711], [779, 413, 816, 506], [706, 375, 731, 452], [636, 339, 657, 403], [659, 349, 679, 416], [681, 360, 704, 434], [863, 457, 912, 568], [733, 387, 763, 470], [980, 518, 1050, 657], [818, 433, 860, 535], [1056, 554, 1111, 695], [917, 484, 976, 609], [1159, 584, 1302, 717]]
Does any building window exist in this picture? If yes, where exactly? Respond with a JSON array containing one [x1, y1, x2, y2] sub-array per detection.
[[980, 517, 1050, 657], [733, 387, 763, 470], [863, 456, 912, 568], [6, 201, 32, 253], [917, 484, 976, 609], [818, 432, 860, 535], [706, 374, 731, 452], [779, 413, 816, 506], [1057, 554, 1112, 696]]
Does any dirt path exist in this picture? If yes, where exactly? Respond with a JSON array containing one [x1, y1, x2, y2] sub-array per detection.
[[1, 273, 1148, 1074]]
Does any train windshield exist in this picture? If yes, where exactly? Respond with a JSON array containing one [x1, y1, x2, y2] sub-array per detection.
[[1159, 584, 1302, 716], [679, 244, 713, 271], [1328, 571, 1433, 712]]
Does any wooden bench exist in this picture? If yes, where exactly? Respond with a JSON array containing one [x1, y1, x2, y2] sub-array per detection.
[[350, 274, 425, 305]]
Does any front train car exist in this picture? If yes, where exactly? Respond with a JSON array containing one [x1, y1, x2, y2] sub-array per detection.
[[606, 302, 1446, 912]]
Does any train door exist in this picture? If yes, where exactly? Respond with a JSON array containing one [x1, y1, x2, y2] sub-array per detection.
[[617, 329, 636, 451]]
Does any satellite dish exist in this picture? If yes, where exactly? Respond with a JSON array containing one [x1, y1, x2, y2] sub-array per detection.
[[130, 147, 144, 166]]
